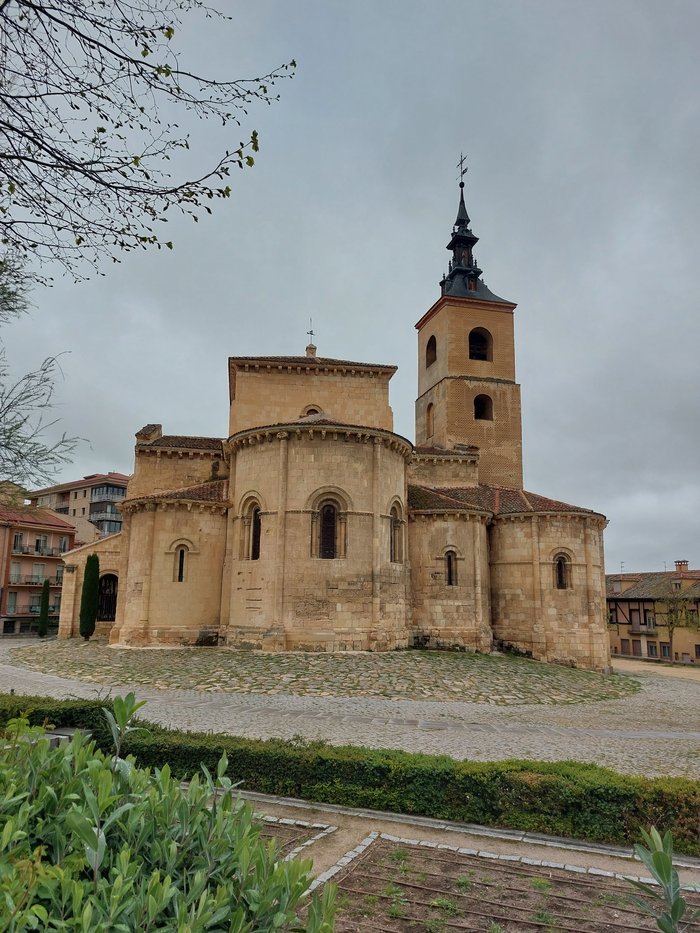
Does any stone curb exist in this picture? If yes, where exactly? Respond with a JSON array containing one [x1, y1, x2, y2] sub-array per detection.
[[256, 813, 338, 862], [238, 788, 700, 871]]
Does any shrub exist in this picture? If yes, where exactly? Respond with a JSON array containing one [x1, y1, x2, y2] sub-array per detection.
[[0, 696, 335, 932], [0, 692, 698, 857], [79, 552, 99, 640], [37, 578, 50, 637]]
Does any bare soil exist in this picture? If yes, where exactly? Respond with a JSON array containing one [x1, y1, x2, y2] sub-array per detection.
[[331, 837, 700, 932]]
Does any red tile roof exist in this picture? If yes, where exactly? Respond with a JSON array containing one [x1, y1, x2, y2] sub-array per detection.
[[0, 507, 77, 530], [137, 480, 228, 504], [408, 484, 602, 518], [606, 571, 700, 600], [143, 435, 224, 451]]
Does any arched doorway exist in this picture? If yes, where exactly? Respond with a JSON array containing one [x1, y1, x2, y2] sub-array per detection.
[[97, 573, 118, 622]]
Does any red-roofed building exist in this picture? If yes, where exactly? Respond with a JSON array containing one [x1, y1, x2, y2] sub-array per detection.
[[57, 179, 610, 671], [0, 507, 76, 635]]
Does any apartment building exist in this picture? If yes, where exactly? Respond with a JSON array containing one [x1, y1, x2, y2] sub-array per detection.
[[0, 507, 76, 636], [606, 560, 700, 663], [29, 472, 129, 537]]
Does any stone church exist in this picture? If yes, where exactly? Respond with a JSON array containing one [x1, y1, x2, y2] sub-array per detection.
[[59, 181, 611, 671]]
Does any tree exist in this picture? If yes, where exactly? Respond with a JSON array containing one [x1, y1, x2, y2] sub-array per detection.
[[0, 254, 78, 499], [79, 552, 100, 640], [0, 0, 294, 277], [37, 577, 50, 637], [654, 594, 699, 664]]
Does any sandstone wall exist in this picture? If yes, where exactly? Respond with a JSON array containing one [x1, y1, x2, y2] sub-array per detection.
[[489, 514, 610, 671], [408, 514, 491, 651]]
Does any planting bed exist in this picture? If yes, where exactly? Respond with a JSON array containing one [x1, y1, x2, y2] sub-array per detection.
[[256, 815, 335, 859], [330, 837, 700, 932]]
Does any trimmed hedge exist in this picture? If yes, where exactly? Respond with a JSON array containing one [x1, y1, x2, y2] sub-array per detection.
[[2, 692, 698, 856]]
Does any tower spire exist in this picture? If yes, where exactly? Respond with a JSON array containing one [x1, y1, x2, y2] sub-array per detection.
[[439, 160, 507, 303]]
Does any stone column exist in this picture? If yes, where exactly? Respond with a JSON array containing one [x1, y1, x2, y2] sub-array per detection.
[[372, 437, 381, 626], [139, 503, 158, 629], [273, 432, 289, 627], [530, 516, 547, 658]]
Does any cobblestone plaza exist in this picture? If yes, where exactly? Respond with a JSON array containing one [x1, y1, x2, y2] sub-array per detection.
[[3, 641, 699, 778]]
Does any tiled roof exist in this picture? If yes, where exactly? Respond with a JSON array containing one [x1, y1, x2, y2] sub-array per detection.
[[30, 473, 130, 496], [0, 507, 77, 530], [229, 356, 397, 372], [138, 480, 228, 504], [232, 420, 411, 444], [414, 445, 479, 455], [408, 484, 602, 518], [144, 435, 224, 451], [606, 571, 700, 600]]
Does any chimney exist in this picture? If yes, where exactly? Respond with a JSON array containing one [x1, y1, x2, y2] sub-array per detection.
[[674, 559, 689, 573], [305, 342, 317, 358]]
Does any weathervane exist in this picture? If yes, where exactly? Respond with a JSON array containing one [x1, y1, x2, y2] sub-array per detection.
[[307, 318, 315, 342], [456, 152, 468, 184]]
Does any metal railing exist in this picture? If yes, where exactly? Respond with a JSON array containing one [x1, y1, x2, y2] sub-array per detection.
[[7, 575, 63, 586]]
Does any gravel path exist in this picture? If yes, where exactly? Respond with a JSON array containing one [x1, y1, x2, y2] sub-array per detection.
[[1, 640, 698, 778]]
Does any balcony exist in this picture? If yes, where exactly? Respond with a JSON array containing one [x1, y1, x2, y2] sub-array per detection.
[[12, 545, 64, 557], [90, 490, 126, 503], [89, 511, 123, 524], [630, 623, 657, 635], [7, 575, 63, 586]]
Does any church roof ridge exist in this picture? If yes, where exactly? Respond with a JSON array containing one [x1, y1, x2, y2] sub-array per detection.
[[229, 355, 397, 372]]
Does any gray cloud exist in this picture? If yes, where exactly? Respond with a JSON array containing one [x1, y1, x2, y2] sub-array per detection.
[[8, 0, 699, 572]]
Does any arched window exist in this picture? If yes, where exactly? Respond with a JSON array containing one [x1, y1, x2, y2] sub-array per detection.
[[250, 507, 261, 561], [469, 327, 492, 361], [241, 500, 263, 560], [426, 402, 434, 438], [389, 505, 403, 563], [554, 554, 571, 590], [474, 394, 493, 420], [320, 503, 338, 559], [425, 335, 437, 367], [445, 550, 457, 586], [175, 546, 187, 583]]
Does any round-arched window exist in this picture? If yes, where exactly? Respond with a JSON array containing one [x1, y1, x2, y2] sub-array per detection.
[[426, 335, 437, 367], [474, 394, 493, 421], [469, 327, 493, 361]]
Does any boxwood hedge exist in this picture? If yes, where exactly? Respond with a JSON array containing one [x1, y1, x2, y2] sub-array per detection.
[[2, 692, 698, 856]]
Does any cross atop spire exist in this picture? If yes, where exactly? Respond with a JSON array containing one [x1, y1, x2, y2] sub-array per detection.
[[456, 152, 468, 183]]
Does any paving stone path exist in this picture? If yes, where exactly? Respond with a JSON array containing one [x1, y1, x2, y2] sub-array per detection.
[[1, 640, 699, 778]]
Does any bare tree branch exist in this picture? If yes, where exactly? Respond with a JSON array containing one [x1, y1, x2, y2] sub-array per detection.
[[0, 0, 294, 277]]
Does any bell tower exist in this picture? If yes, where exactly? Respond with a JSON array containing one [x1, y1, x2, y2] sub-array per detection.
[[415, 170, 523, 489]]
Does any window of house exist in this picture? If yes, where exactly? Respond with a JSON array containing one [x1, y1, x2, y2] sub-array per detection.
[[608, 605, 617, 624], [473, 394, 493, 421], [175, 546, 187, 583], [644, 609, 655, 626], [620, 638, 630, 655], [445, 550, 457, 586], [554, 554, 571, 590], [6, 592, 17, 613], [426, 403, 434, 438], [695, 644, 700, 659], [12, 533, 23, 551], [630, 607, 640, 627], [35, 535, 48, 554], [632, 640, 642, 656], [10, 561, 20, 584], [647, 642, 658, 658], [468, 327, 493, 361], [32, 563, 45, 584], [73, 491, 78, 499], [660, 642, 671, 658], [59, 536, 68, 553], [389, 505, 403, 563], [673, 581, 681, 591], [425, 335, 437, 367]]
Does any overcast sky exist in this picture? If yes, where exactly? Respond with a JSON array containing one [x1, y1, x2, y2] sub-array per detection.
[[5, 0, 699, 573]]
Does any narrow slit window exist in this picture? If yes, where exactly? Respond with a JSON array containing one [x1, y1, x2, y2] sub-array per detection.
[[250, 507, 261, 561], [320, 503, 337, 559], [446, 550, 457, 586], [176, 546, 187, 583], [554, 554, 571, 590]]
